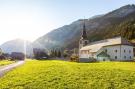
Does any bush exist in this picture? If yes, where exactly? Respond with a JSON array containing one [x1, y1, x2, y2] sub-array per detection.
[[70, 55, 79, 62]]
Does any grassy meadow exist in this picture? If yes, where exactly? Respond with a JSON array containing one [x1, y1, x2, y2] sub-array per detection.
[[1, 60, 135, 89], [0, 60, 15, 66]]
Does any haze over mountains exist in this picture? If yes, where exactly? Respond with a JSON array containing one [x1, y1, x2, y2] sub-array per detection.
[[1, 4, 135, 55], [0, 39, 33, 56]]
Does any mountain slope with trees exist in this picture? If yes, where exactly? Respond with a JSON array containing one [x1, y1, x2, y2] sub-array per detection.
[[1, 4, 135, 55], [33, 4, 135, 50]]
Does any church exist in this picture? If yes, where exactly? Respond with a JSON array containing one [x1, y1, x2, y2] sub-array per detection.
[[79, 23, 134, 62]]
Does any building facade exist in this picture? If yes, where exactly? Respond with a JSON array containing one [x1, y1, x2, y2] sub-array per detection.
[[79, 23, 134, 62]]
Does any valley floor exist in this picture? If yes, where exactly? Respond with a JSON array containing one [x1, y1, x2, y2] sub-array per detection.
[[1, 59, 135, 89]]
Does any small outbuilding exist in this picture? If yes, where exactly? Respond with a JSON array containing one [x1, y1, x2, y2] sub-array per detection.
[[97, 51, 110, 61]]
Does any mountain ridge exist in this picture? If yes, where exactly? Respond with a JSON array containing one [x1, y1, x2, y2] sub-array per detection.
[[0, 39, 33, 56], [1, 4, 135, 54], [33, 4, 135, 50]]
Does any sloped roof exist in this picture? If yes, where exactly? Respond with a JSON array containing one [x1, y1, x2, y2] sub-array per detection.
[[97, 51, 110, 57], [80, 37, 132, 52]]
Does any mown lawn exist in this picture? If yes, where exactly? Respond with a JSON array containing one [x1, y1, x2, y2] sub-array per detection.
[[1, 60, 135, 89], [0, 60, 15, 66]]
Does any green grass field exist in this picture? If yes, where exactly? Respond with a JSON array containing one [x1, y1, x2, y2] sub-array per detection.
[[1, 60, 135, 89], [0, 60, 15, 66]]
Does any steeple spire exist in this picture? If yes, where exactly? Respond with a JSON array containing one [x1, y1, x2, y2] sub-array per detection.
[[79, 19, 89, 50], [81, 20, 87, 39]]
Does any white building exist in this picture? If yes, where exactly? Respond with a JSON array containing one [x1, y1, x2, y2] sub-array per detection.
[[79, 23, 134, 62]]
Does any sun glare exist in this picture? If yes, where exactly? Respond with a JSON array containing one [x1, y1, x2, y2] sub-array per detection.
[[0, 11, 58, 44]]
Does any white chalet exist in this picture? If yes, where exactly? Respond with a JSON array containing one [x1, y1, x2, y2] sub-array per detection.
[[79, 23, 134, 62]]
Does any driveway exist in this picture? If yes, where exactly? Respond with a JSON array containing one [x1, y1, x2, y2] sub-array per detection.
[[0, 61, 25, 77]]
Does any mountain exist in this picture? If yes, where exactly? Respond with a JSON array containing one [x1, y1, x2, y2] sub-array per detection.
[[1, 4, 135, 53], [0, 39, 33, 56], [33, 4, 135, 50], [105, 4, 135, 17]]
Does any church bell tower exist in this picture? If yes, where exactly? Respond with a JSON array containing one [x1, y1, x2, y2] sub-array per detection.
[[79, 20, 89, 49]]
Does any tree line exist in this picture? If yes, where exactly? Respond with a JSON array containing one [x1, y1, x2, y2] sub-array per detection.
[[49, 49, 62, 58]]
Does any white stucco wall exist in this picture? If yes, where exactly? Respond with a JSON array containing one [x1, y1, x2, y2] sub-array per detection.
[[121, 45, 134, 60], [101, 45, 134, 61], [80, 54, 90, 58], [103, 45, 121, 60], [79, 50, 92, 58], [79, 45, 134, 61]]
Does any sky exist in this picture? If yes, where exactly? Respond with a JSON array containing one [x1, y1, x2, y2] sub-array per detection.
[[0, 0, 135, 45]]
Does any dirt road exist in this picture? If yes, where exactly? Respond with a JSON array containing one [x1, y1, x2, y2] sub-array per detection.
[[0, 61, 24, 77]]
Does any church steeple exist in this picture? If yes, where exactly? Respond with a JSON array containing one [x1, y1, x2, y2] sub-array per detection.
[[79, 20, 89, 49], [81, 21, 87, 39]]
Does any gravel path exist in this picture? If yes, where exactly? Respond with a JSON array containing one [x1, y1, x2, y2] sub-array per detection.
[[0, 61, 24, 77]]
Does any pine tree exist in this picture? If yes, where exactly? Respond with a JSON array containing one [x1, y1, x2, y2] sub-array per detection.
[[58, 50, 61, 58], [0, 48, 2, 56], [50, 50, 54, 57], [51, 49, 55, 57], [54, 50, 57, 57]]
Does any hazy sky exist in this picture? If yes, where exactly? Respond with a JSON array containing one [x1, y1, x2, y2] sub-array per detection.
[[0, 0, 134, 44]]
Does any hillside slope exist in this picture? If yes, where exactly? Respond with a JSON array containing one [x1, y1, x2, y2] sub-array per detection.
[[33, 4, 135, 49]]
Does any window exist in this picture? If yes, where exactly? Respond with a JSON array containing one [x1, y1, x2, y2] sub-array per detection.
[[115, 50, 117, 53], [124, 50, 126, 53], [86, 51, 88, 54], [83, 51, 85, 54], [124, 56, 126, 59], [115, 56, 117, 59], [85, 50, 88, 54], [87, 50, 89, 54], [129, 50, 131, 53], [130, 56, 132, 59], [88, 50, 90, 54]]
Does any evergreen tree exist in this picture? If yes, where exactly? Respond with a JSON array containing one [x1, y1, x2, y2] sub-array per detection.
[[52, 49, 55, 57], [63, 50, 68, 58], [50, 50, 53, 57], [58, 50, 61, 58], [54, 50, 57, 57], [0, 48, 2, 56]]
